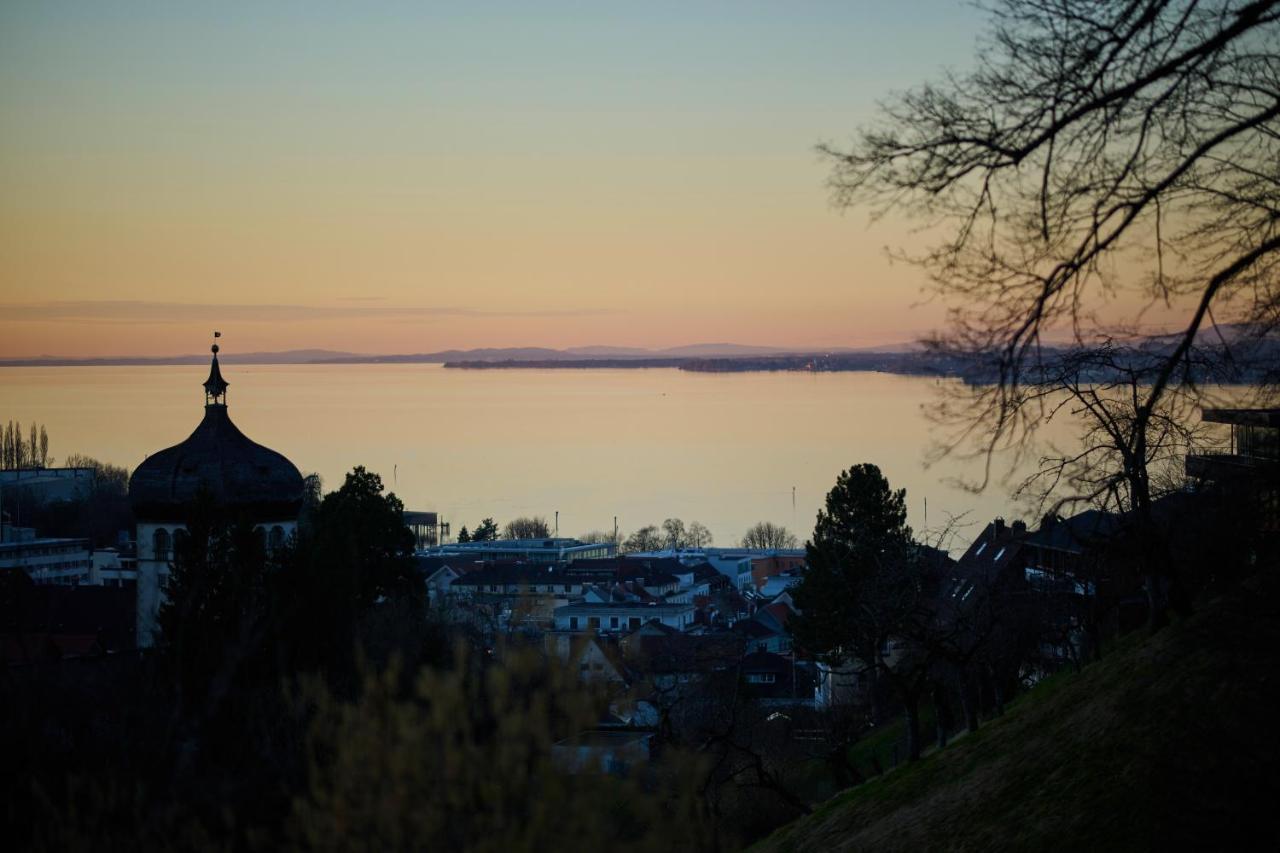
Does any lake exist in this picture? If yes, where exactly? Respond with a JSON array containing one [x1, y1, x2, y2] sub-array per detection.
[[1, 363, 1089, 549]]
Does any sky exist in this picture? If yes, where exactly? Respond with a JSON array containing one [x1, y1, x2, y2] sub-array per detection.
[[0, 1, 988, 357]]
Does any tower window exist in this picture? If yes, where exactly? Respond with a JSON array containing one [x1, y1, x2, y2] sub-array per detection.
[[153, 528, 171, 561]]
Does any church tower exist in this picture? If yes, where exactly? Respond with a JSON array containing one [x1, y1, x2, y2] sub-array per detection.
[[129, 337, 304, 646]]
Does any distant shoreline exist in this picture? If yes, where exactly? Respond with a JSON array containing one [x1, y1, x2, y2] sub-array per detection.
[[0, 345, 920, 370], [0, 350, 978, 381], [442, 352, 964, 377]]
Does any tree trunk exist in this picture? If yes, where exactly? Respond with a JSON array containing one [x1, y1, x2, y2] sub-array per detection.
[[931, 683, 949, 749], [961, 676, 980, 733], [991, 676, 1006, 717], [904, 695, 922, 762]]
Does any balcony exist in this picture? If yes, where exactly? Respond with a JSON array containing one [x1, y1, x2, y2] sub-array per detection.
[[1186, 451, 1280, 482]]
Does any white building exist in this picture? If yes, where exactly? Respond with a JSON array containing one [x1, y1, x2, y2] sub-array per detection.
[[128, 343, 303, 646], [626, 548, 756, 590], [0, 532, 92, 585], [553, 600, 696, 634]]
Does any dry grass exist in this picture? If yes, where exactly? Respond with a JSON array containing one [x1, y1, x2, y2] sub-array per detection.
[[755, 572, 1280, 852]]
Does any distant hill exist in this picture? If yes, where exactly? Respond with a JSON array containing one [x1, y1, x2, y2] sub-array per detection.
[[0, 341, 925, 367], [311, 347, 571, 364], [0, 349, 362, 367], [755, 572, 1280, 852]]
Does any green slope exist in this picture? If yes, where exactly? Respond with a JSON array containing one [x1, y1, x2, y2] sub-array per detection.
[[757, 573, 1280, 852]]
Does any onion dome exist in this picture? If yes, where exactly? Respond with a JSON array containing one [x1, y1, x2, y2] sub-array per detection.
[[129, 340, 303, 521]]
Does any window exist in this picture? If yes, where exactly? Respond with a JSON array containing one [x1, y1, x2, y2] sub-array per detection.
[[268, 525, 285, 551], [974, 542, 987, 556], [746, 673, 777, 684], [570, 617, 579, 630], [153, 529, 171, 561], [994, 547, 1006, 562], [610, 616, 620, 629]]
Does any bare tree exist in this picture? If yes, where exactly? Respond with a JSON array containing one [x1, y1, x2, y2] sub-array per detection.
[[622, 525, 664, 553], [741, 521, 800, 550], [503, 516, 552, 540], [62, 453, 130, 497], [687, 521, 714, 548], [662, 518, 687, 549], [825, 0, 1280, 622], [827, 0, 1279, 394]]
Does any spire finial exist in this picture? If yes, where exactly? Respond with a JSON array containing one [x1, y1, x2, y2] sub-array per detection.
[[203, 331, 228, 406]]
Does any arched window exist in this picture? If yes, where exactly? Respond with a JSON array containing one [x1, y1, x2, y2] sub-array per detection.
[[268, 525, 286, 551], [153, 528, 171, 561]]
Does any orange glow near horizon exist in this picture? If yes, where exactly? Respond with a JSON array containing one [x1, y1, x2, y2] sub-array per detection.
[[0, 3, 1199, 359]]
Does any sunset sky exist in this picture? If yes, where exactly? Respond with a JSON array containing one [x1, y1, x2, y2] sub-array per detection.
[[0, 1, 990, 358]]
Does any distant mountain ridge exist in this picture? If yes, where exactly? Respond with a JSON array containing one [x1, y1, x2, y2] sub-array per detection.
[[0, 349, 363, 367], [0, 342, 916, 367]]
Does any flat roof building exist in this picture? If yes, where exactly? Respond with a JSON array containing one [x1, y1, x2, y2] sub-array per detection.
[[420, 537, 615, 564]]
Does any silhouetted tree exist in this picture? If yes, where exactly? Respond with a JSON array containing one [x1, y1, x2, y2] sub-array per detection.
[[662, 518, 687, 549], [657, 518, 714, 549], [503, 515, 551, 539], [470, 517, 500, 542], [622, 525, 664, 553], [282, 466, 421, 672], [687, 521, 714, 548], [62, 453, 129, 498], [1, 420, 51, 469], [824, 0, 1280, 623], [741, 522, 799, 550], [1014, 344, 1212, 623], [158, 492, 277, 717], [790, 464, 938, 761]]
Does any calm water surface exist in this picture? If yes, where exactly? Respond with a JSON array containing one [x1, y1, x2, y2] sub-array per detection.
[[1, 364, 1082, 548]]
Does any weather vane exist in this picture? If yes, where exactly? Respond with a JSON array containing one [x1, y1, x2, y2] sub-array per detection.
[[212, 330, 221, 354]]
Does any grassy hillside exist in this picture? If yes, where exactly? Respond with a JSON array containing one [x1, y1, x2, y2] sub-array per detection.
[[757, 573, 1280, 852]]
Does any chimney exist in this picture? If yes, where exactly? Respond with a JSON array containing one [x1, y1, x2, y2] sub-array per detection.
[[993, 517, 1005, 537]]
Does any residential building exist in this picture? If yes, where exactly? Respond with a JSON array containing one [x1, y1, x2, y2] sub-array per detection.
[[1, 567, 136, 661], [1187, 407, 1280, 530], [747, 549, 807, 591], [545, 633, 631, 687], [740, 650, 813, 705], [554, 600, 695, 634], [627, 548, 756, 590], [552, 729, 654, 776]]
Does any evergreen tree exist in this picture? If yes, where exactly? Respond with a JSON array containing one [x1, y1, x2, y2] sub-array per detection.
[[158, 492, 276, 703], [470, 517, 499, 542], [282, 466, 420, 671], [790, 463, 936, 760]]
